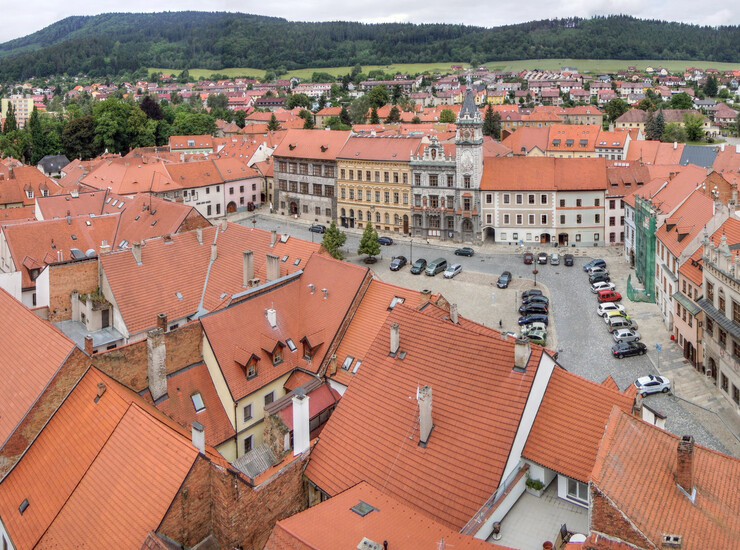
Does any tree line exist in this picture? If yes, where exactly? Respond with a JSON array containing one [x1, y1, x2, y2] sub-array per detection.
[[0, 13, 738, 81]]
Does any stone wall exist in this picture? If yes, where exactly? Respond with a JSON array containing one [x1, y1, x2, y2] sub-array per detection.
[[47, 259, 99, 322], [590, 485, 653, 549]]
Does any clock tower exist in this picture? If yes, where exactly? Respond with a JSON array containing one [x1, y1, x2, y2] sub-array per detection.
[[454, 88, 484, 241]]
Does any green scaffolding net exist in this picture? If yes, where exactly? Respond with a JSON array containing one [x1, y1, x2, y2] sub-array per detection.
[[631, 196, 656, 303], [626, 274, 653, 303]]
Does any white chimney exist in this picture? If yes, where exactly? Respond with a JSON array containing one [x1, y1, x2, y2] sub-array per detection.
[[132, 242, 142, 264], [266, 253, 280, 281], [192, 421, 205, 454], [673, 141, 678, 150], [514, 336, 531, 372], [242, 250, 254, 286], [266, 307, 277, 328], [450, 303, 459, 324], [270, 230, 277, 246], [220, 219, 227, 232], [390, 322, 400, 355], [210, 243, 217, 261], [196, 227, 203, 244], [147, 328, 167, 401], [417, 385, 434, 446], [292, 388, 310, 456]]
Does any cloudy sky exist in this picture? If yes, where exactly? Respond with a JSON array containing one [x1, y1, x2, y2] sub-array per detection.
[[1, 1, 738, 44]]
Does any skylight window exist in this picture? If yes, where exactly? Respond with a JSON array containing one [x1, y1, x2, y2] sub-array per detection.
[[286, 338, 297, 352], [350, 500, 377, 517], [191, 393, 205, 412], [294, 258, 301, 266], [352, 360, 362, 374], [388, 296, 405, 310], [281, 255, 289, 262], [341, 355, 354, 370]]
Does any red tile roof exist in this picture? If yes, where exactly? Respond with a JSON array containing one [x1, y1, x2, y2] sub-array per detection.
[[502, 126, 549, 155], [547, 124, 601, 152], [679, 217, 740, 285], [338, 135, 423, 162], [712, 144, 740, 174], [0, 166, 62, 207], [592, 408, 740, 549], [0, 206, 35, 224], [276, 383, 340, 430], [0, 288, 77, 446], [265, 481, 515, 550], [101, 223, 322, 337], [626, 140, 685, 165], [168, 134, 214, 150], [481, 157, 607, 191], [306, 304, 543, 529], [605, 161, 651, 198], [201, 254, 369, 401], [80, 159, 178, 195], [273, 129, 351, 160], [655, 190, 714, 258], [522, 367, 633, 483]]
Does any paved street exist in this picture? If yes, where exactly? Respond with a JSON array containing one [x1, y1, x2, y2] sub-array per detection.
[[235, 211, 740, 456]]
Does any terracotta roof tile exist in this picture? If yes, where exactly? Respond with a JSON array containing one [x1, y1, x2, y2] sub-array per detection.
[[522, 367, 633, 483], [547, 124, 601, 152], [81, 159, 178, 195], [482, 157, 607, 191], [679, 217, 740, 285], [656, 189, 714, 257], [338, 135, 423, 162], [626, 141, 685, 165], [306, 305, 543, 529], [276, 383, 340, 430], [501, 126, 549, 155], [273, 129, 351, 160], [168, 134, 214, 149], [592, 408, 740, 549]]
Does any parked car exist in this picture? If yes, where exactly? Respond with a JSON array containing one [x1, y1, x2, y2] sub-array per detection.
[[597, 303, 626, 317], [612, 341, 648, 359], [518, 303, 548, 315], [587, 266, 609, 277], [522, 322, 547, 335], [425, 258, 448, 276], [591, 281, 616, 294], [597, 290, 622, 303], [523, 252, 534, 264], [497, 271, 512, 288], [308, 224, 326, 234], [537, 252, 548, 264], [522, 295, 549, 306], [410, 258, 427, 275], [443, 263, 463, 279], [603, 310, 631, 324], [518, 314, 549, 326], [583, 259, 607, 272], [589, 272, 611, 284], [550, 253, 560, 266], [526, 329, 547, 345], [606, 316, 638, 333], [389, 256, 407, 271], [612, 328, 641, 343], [634, 374, 671, 396], [377, 236, 394, 246], [455, 247, 475, 257], [564, 254, 574, 266], [521, 289, 543, 300]]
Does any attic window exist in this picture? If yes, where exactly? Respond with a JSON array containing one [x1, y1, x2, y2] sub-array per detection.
[[175, 291, 183, 300], [294, 258, 301, 266], [151, 220, 157, 226], [191, 393, 205, 412], [352, 360, 362, 374], [341, 355, 354, 370], [388, 296, 405, 310], [135, 215, 140, 221], [86, 221, 91, 226], [106, 198, 112, 204], [579, 139, 588, 147], [19, 499, 29, 515], [111, 200, 118, 206], [187, 140, 195, 147], [350, 500, 377, 517], [566, 139, 574, 147], [286, 338, 297, 352], [117, 202, 123, 209], [552, 139, 561, 146], [281, 255, 289, 262], [71, 235, 77, 240]]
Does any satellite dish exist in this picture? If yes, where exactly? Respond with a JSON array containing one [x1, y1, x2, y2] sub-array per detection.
[[70, 248, 85, 260], [85, 249, 96, 258]]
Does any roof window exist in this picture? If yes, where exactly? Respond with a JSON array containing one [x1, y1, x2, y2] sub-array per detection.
[[191, 393, 205, 412], [281, 255, 289, 262], [341, 355, 354, 370], [294, 258, 301, 266], [352, 360, 362, 374], [286, 338, 297, 352], [389, 296, 405, 310], [350, 500, 377, 517]]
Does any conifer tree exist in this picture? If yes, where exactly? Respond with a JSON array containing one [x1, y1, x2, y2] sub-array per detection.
[[267, 113, 281, 131], [357, 222, 380, 259], [322, 221, 347, 260]]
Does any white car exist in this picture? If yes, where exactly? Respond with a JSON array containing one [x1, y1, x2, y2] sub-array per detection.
[[444, 263, 463, 279], [522, 322, 547, 335], [597, 303, 626, 316], [587, 266, 609, 276], [612, 328, 641, 343], [634, 374, 671, 396], [591, 281, 616, 294]]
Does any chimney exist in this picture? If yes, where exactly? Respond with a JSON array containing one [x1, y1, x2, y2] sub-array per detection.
[[132, 242, 142, 264], [266, 307, 277, 328], [220, 219, 227, 232], [191, 421, 205, 454], [662, 534, 683, 549], [633, 393, 644, 416], [147, 327, 167, 401], [420, 289, 432, 306], [676, 435, 695, 496], [242, 250, 254, 286], [417, 385, 434, 446], [673, 141, 678, 150], [292, 388, 311, 456], [99, 240, 111, 254], [196, 227, 203, 244], [390, 323, 400, 355], [96, 382, 106, 399], [450, 303, 459, 324], [157, 312, 167, 331], [308, 283, 315, 294], [328, 354, 337, 375], [513, 337, 531, 372], [266, 253, 280, 281], [270, 230, 277, 246], [84, 335, 94, 355], [210, 243, 218, 262], [8, 165, 14, 179]]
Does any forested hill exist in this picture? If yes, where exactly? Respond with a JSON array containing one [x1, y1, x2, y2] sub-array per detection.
[[0, 12, 738, 81]]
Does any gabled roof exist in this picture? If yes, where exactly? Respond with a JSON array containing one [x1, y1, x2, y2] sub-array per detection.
[[0, 288, 77, 446], [679, 217, 740, 285], [606, 161, 651, 197], [101, 223, 322, 336], [0, 166, 62, 207], [168, 134, 214, 150], [81, 159, 178, 195], [655, 189, 714, 258], [592, 408, 740, 549], [273, 129, 351, 161], [547, 124, 601, 152], [306, 304, 543, 529], [265, 481, 514, 550], [165, 159, 225, 188], [712, 144, 740, 174], [626, 141, 685, 165], [37, 155, 70, 173], [623, 164, 705, 214], [680, 145, 718, 169], [337, 135, 423, 162], [481, 157, 607, 191], [501, 126, 549, 155], [522, 367, 633, 483], [200, 254, 368, 402]]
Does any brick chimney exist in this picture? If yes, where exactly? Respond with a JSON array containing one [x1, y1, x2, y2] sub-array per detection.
[[192, 421, 205, 454], [328, 354, 337, 375], [266, 253, 280, 281], [84, 335, 94, 355], [96, 381, 106, 399], [157, 312, 167, 331], [210, 243, 218, 262], [420, 289, 432, 306], [242, 250, 254, 287], [132, 242, 142, 264], [513, 336, 531, 372], [196, 227, 203, 245], [147, 328, 167, 401], [450, 303, 459, 324], [676, 435, 695, 496], [390, 323, 400, 355], [99, 240, 111, 254], [292, 388, 310, 456], [417, 385, 433, 446]]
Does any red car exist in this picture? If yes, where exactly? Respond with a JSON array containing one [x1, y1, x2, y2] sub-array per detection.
[[523, 252, 534, 264], [597, 290, 622, 303]]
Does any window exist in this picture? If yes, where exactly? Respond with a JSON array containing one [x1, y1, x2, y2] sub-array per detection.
[[706, 317, 714, 336], [207, 205, 212, 216], [229, 187, 235, 195], [243, 404, 253, 422], [394, 192, 399, 204], [560, 214, 566, 224], [206, 187, 210, 195], [340, 169, 345, 179], [595, 214, 600, 224], [272, 348, 283, 365], [567, 479, 588, 503], [486, 193, 493, 204], [576, 234, 581, 242], [594, 233, 600, 242], [366, 171, 371, 181], [313, 165, 322, 176], [375, 191, 380, 202], [191, 393, 205, 412], [349, 169, 354, 180], [384, 192, 390, 203], [415, 173, 421, 185], [503, 194, 510, 204], [300, 182, 309, 194], [576, 214, 582, 224], [486, 214, 492, 224], [341, 188, 346, 199], [721, 373, 728, 392], [719, 290, 726, 312], [357, 170, 362, 181], [326, 208, 332, 217], [349, 189, 354, 200], [313, 184, 322, 195], [403, 193, 408, 205], [594, 198, 600, 206], [516, 214, 523, 224], [286, 338, 297, 352], [528, 214, 535, 224], [733, 301, 740, 323], [528, 194, 535, 204], [300, 164, 308, 175], [503, 214, 510, 224], [576, 199, 582, 207], [707, 281, 714, 301], [393, 173, 399, 183], [366, 190, 372, 201], [541, 214, 548, 224], [609, 199, 616, 209], [244, 435, 253, 454], [264, 392, 275, 406], [384, 172, 389, 182], [447, 175, 454, 187], [429, 174, 438, 187], [559, 199, 565, 207], [719, 329, 727, 348], [342, 355, 354, 370], [315, 206, 320, 215], [464, 176, 471, 188], [375, 171, 380, 182], [516, 194, 523, 204], [733, 385, 739, 405]]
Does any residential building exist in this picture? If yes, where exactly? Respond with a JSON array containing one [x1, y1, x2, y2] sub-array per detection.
[[594, 130, 631, 160], [605, 161, 650, 245], [545, 125, 601, 158], [615, 109, 719, 136], [1, 95, 34, 128], [336, 135, 422, 232], [273, 129, 350, 224], [169, 134, 215, 155]]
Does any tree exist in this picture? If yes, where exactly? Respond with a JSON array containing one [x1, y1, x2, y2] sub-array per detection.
[[661, 123, 687, 143], [339, 105, 351, 126], [61, 115, 99, 159], [736, 112, 740, 138], [206, 93, 229, 111], [172, 111, 217, 136], [140, 96, 164, 120], [654, 110, 665, 140], [322, 221, 347, 260], [357, 222, 380, 259], [385, 105, 401, 123], [644, 109, 657, 140], [483, 104, 501, 138], [703, 75, 718, 98], [178, 69, 190, 84], [317, 94, 327, 111], [286, 93, 311, 109], [604, 98, 629, 123], [411, 115, 421, 124], [367, 85, 389, 109], [233, 110, 247, 128], [669, 92, 693, 110], [636, 98, 655, 111], [683, 112, 705, 142], [349, 95, 371, 124], [439, 109, 456, 123], [267, 113, 281, 132], [28, 107, 47, 164], [299, 109, 315, 129], [324, 116, 351, 131], [369, 108, 380, 124], [3, 104, 17, 133]]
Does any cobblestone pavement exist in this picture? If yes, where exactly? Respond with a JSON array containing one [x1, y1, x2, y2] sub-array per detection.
[[235, 210, 740, 456]]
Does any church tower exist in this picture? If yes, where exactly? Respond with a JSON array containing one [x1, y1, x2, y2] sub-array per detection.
[[454, 87, 484, 241]]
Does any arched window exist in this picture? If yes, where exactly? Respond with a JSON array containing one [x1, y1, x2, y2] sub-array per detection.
[[384, 213, 390, 224], [358, 210, 363, 221], [341, 208, 346, 218], [367, 211, 372, 223], [349, 209, 354, 220], [394, 214, 400, 225], [376, 212, 381, 223]]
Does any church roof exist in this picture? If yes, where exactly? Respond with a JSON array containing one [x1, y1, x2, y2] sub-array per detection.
[[458, 89, 480, 122]]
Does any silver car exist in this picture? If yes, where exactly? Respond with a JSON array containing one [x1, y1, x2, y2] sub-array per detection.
[[591, 281, 616, 294], [612, 328, 641, 343], [634, 374, 671, 396], [550, 253, 560, 265], [522, 322, 547, 336], [444, 263, 463, 279]]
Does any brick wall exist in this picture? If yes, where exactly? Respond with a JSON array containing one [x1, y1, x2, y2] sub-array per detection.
[[590, 485, 653, 549], [47, 259, 99, 322], [158, 454, 307, 549], [0, 348, 89, 476], [179, 210, 212, 233], [263, 414, 290, 459], [92, 321, 203, 392]]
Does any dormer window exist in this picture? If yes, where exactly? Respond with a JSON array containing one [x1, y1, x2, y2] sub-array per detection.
[[26, 190, 33, 199], [247, 361, 257, 379], [272, 348, 283, 365], [187, 140, 195, 147]]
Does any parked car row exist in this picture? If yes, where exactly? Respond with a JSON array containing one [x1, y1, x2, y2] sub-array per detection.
[[523, 252, 574, 266], [517, 288, 550, 344], [392, 256, 463, 279]]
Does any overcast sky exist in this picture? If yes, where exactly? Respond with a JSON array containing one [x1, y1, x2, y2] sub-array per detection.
[[2, 1, 738, 45]]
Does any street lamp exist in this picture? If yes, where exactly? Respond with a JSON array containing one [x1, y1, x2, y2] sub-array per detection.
[[251, 217, 257, 231], [410, 238, 413, 263], [532, 269, 538, 286]]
